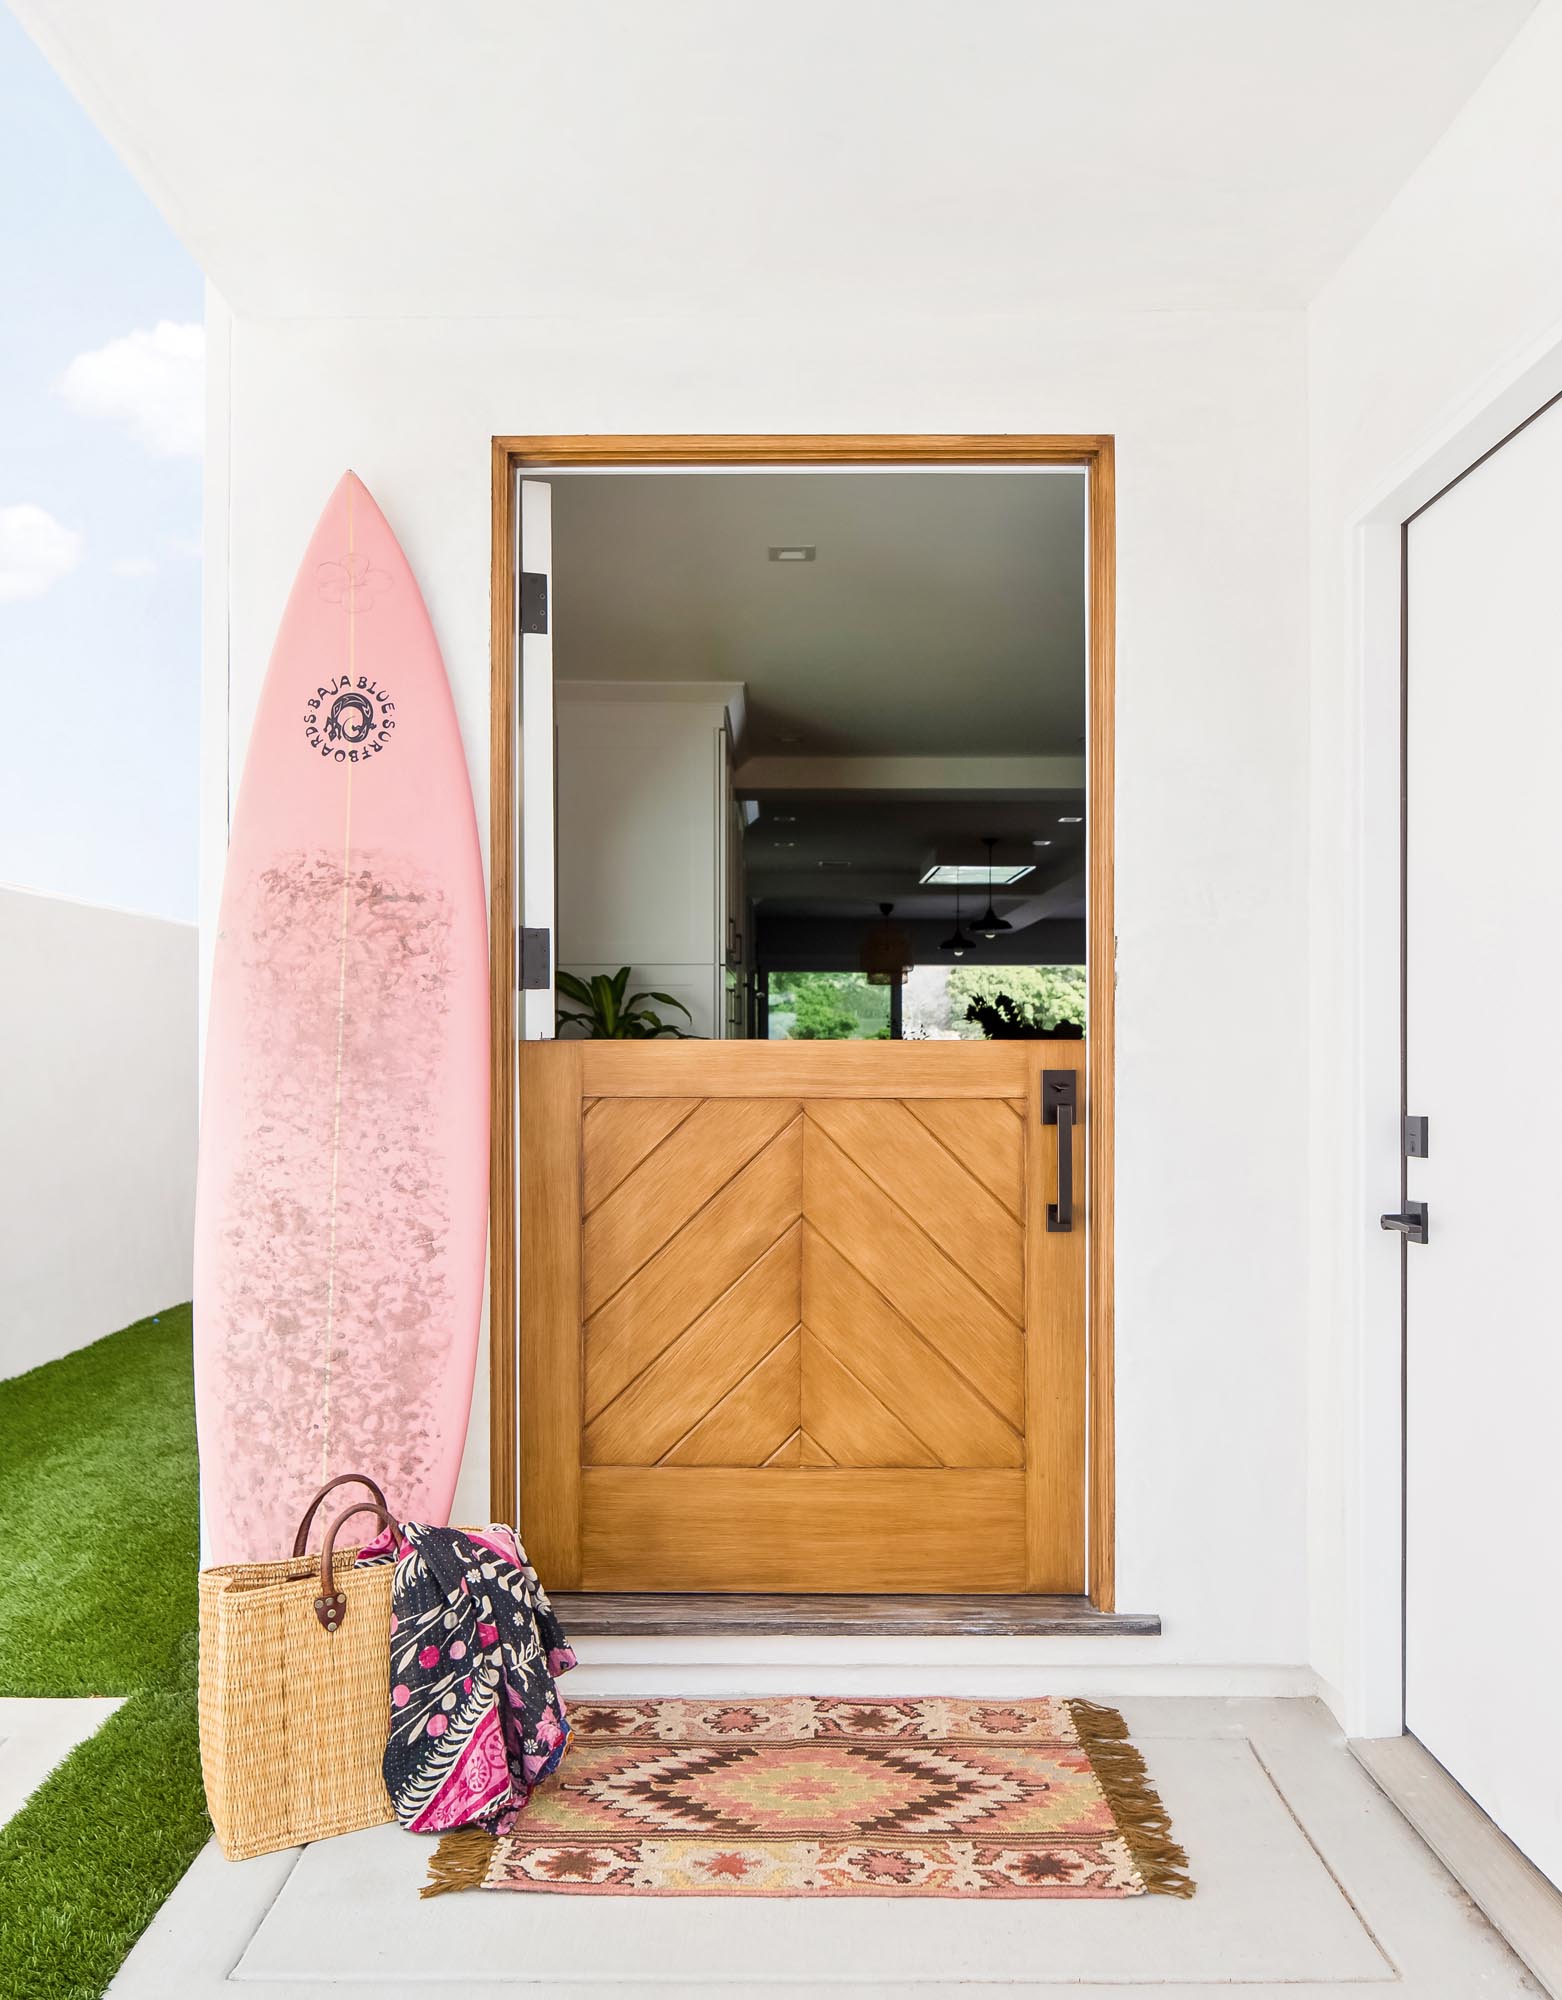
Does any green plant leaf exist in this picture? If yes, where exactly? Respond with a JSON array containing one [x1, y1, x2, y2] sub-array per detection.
[[555, 970, 595, 1008], [632, 991, 692, 1018]]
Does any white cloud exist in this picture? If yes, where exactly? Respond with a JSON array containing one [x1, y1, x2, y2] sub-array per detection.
[[111, 556, 157, 579], [0, 505, 83, 602], [58, 320, 204, 457]]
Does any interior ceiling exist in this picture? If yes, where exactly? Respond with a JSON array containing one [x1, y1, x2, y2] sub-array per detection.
[[746, 794, 1086, 926], [16, 1, 1536, 316], [551, 472, 1087, 759]]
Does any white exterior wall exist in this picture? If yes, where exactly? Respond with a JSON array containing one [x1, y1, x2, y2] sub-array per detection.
[[206, 304, 1312, 1671], [0, 887, 197, 1377], [1307, 0, 1562, 1730]]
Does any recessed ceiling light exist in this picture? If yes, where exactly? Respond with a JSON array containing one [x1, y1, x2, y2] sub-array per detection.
[[772, 840, 795, 848], [1031, 838, 1053, 847], [1057, 815, 1084, 824], [771, 814, 796, 823], [768, 546, 816, 562]]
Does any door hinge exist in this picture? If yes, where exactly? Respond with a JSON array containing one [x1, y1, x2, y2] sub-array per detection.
[[519, 928, 551, 991], [519, 571, 549, 636]]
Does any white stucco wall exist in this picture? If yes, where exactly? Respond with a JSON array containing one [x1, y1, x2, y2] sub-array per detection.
[[1307, 0, 1562, 1730], [204, 303, 1312, 1670], [0, 886, 197, 1377]]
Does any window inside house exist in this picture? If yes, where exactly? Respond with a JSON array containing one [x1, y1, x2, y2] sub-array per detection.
[[546, 469, 1088, 1043], [766, 970, 891, 1040]]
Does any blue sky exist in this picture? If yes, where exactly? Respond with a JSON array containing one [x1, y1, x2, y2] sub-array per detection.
[[0, 3, 202, 922]]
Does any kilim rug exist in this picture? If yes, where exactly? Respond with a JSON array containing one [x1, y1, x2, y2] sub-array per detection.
[[424, 1696, 1194, 1899]]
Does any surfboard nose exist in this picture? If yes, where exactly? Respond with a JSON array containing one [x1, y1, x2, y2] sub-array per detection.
[[319, 469, 385, 540], [331, 468, 373, 508]]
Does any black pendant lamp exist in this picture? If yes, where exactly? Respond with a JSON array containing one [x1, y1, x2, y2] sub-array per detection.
[[975, 836, 1013, 941], [939, 881, 976, 957]]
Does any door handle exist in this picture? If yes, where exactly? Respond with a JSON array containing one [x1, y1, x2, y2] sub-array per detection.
[[1379, 1200, 1429, 1245], [1042, 1069, 1077, 1233]]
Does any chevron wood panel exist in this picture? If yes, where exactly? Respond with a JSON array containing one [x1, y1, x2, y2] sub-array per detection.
[[662, 1328, 802, 1466], [802, 1227, 1023, 1468], [583, 1119, 803, 1418], [906, 1097, 1024, 1216], [583, 1098, 798, 1315], [582, 1096, 698, 1213], [800, 1335, 939, 1468], [802, 1119, 1024, 1429], [806, 1096, 1025, 1321], [583, 1224, 802, 1465]]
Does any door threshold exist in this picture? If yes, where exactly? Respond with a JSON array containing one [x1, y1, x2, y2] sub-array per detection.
[[552, 1593, 1159, 1637], [1352, 1733, 1562, 1997]]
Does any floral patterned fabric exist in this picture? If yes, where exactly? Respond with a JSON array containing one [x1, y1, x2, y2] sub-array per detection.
[[360, 1523, 575, 1835]]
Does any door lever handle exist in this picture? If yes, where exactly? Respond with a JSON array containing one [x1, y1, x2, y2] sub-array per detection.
[[1042, 1069, 1077, 1233], [1379, 1200, 1429, 1245]]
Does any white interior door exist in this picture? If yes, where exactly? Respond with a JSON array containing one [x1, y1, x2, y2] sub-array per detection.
[[518, 477, 555, 1039], [1402, 394, 1562, 1889]]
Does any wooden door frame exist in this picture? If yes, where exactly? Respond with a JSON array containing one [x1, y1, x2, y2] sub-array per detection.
[[487, 434, 1118, 1611]]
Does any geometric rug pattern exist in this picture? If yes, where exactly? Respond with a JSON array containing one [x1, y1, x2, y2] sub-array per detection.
[[427, 1697, 1195, 1899]]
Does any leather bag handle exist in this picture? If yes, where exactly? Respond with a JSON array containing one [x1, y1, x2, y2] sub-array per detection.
[[313, 1501, 397, 1634], [292, 1473, 389, 1557]]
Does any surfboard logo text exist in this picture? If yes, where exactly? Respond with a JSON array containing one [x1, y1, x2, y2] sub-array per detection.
[[304, 676, 398, 762]]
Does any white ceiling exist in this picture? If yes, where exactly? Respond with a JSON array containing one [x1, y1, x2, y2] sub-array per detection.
[[550, 471, 1086, 757], [16, 0, 1536, 317]]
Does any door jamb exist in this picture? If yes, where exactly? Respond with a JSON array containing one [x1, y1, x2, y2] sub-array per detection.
[[488, 434, 1118, 1611]]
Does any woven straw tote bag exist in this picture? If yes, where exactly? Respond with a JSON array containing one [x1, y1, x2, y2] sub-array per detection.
[[198, 1473, 399, 1861]]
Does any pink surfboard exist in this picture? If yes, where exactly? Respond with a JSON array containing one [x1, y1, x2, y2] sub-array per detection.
[[194, 473, 488, 1564]]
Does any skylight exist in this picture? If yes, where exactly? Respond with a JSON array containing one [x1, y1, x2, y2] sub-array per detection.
[[919, 863, 1034, 887]]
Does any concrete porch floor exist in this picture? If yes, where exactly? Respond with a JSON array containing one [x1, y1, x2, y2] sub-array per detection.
[[106, 1696, 1546, 1997]]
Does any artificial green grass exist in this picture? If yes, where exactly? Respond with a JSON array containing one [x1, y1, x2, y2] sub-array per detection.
[[0, 1307, 199, 1696], [0, 1306, 211, 2000], [0, 1694, 207, 2000]]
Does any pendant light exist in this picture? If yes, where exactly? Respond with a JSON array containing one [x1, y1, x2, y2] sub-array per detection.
[[939, 881, 975, 957], [975, 836, 1013, 940], [861, 902, 914, 985]]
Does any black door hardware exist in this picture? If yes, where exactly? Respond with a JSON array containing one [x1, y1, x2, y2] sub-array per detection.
[[519, 928, 552, 991], [519, 571, 549, 635], [1379, 1200, 1429, 1245], [1042, 1069, 1077, 1234], [1404, 1114, 1429, 1158]]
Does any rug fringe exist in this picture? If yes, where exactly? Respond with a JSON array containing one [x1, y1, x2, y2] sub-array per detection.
[[1067, 1699, 1196, 1898], [422, 1827, 497, 1899]]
